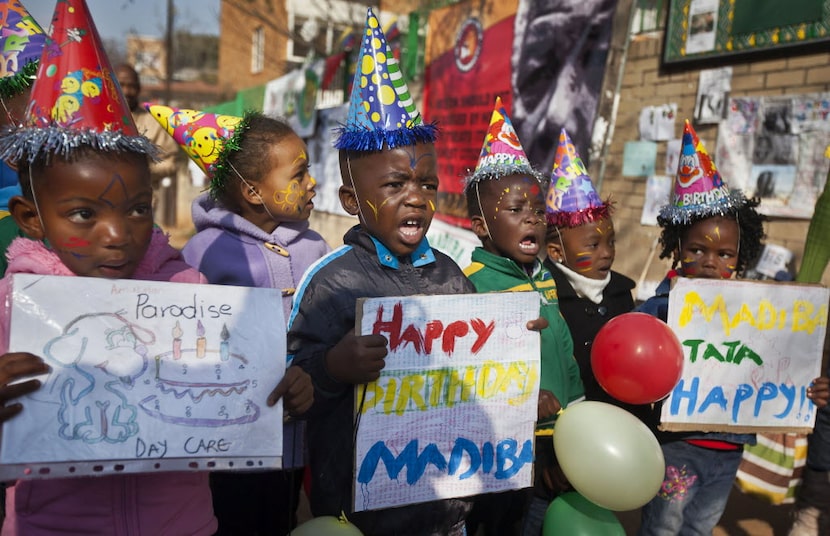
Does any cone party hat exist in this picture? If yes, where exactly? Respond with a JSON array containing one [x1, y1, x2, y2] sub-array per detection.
[[545, 128, 609, 227], [0, 0, 155, 164], [334, 7, 436, 151], [146, 103, 249, 199], [0, 0, 46, 99], [465, 96, 542, 188], [658, 120, 747, 225]]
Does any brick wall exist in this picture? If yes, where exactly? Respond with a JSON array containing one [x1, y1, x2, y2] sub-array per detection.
[[218, 0, 290, 94], [597, 28, 830, 295]]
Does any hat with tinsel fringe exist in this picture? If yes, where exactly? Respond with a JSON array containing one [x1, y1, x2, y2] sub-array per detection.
[[0, 0, 46, 99], [334, 7, 436, 151], [658, 120, 747, 226], [545, 128, 610, 227], [465, 96, 543, 189], [145, 103, 251, 199], [0, 0, 155, 165]]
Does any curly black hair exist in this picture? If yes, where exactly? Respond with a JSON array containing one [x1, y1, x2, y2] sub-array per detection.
[[657, 198, 767, 275]]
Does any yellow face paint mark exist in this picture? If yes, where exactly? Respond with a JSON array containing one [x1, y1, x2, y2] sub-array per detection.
[[726, 264, 736, 270], [428, 200, 435, 211], [683, 256, 695, 263], [272, 179, 303, 213], [704, 234, 713, 242], [714, 226, 721, 240], [365, 200, 379, 219], [596, 226, 604, 235], [292, 150, 308, 167]]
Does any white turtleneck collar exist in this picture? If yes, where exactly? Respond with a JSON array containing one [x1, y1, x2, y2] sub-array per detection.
[[553, 261, 611, 304]]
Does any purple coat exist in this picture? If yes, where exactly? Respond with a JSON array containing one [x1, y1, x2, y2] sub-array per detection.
[[183, 193, 330, 322]]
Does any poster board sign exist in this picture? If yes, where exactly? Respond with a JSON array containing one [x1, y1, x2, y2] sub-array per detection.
[[0, 275, 286, 480], [661, 278, 828, 433], [354, 292, 541, 512]]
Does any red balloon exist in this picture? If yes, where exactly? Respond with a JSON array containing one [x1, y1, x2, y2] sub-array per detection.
[[590, 312, 684, 405]]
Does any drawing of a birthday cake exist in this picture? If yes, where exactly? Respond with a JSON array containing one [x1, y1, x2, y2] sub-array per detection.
[[139, 320, 260, 427]]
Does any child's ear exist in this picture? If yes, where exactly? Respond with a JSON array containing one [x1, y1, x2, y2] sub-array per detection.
[[469, 215, 489, 240], [239, 180, 263, 206], [9, 195, 44, 239], [339, 184, 360, 216], [547, 241, 563, 263]]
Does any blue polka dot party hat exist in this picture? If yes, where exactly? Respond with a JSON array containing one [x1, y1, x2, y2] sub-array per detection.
[[334, 7, 436, 151]]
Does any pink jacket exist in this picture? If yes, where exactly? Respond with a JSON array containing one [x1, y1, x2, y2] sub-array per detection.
[[1, 230, 217, 536]]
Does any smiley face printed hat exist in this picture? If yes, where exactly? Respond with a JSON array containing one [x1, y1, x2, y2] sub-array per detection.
[[0, 0, 155, 165], [464, 96, 544, 190], [145, 103, 249, 199], [0, 0, 47, 99], [334, 7, 436, 151], [545, 128, 610, 227], [658, 120, 747, 225]]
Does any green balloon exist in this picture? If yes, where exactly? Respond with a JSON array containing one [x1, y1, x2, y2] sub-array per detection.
[[543, 492, 626, 536]]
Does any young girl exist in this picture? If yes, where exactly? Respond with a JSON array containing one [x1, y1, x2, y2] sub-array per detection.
[[637, 121, 828, 535], [150, 106, 327, 535], [0, 2, 308, 533]]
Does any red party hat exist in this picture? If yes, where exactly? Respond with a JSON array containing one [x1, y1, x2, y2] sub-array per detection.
[[0, 0, 155, 164]]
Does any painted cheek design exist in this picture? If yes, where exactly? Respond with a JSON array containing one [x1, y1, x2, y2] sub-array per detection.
[[272, 180, 303, 213], [574, 252, 592, 271], [60, 237, 92, 248]]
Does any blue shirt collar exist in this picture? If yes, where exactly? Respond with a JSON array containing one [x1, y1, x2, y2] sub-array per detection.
[[370, 235, 436, 269]]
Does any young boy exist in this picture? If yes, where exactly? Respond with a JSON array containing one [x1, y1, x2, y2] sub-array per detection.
[[463, 99, 584, 536], [288, 9, 474, 535]]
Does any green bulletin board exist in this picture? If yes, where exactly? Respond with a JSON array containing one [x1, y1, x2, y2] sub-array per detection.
[[664, 0, 830, 64]]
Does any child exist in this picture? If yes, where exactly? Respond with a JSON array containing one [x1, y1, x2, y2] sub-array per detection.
[[542, 128, 652, 422], [0, 0, 46, 274], [287, 9, 478, 535], [463, 99, 584, 536], [0, 2, 304, 533], [154, 106, 324, 535], [637, 121, 828, 535]]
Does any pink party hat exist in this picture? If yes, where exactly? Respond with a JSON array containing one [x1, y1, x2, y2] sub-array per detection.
[[466, 96, 542, 187], [146, 103, 249, 199], [335, 7, 436, 151], [0, 0, 154, 164], [0, 0, 46, 98], [658, 120, 747, 225], [545, 128, 609, 227]]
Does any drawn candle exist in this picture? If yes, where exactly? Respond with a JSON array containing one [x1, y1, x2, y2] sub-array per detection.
[[172, 321, 183, 360], [196, 319, 206, 358], [220, 324, 230, 361]]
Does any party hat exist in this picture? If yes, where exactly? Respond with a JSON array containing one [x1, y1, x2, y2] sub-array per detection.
[[0, 0, 46, 99], [658, 120, 747, 225], [146, 103, 249, 199], [334, 7, 436, 151], [465, 96, 542, 188], [545, 128, 609, 227], [0, 0, 154, 164]]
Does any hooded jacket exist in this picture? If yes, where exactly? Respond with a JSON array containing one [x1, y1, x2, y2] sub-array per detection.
[[182, 192, 330, 322], [288, 225, 474, 536], [0, 229, 217, 536]]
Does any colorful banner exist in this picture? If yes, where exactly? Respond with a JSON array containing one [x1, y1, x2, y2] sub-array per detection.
[[423, 1, 518, 228], [262, 61, 322, 138], [1, 275, 286, 480], [354, 293, 541, 511], [661, 278, 828, 433]]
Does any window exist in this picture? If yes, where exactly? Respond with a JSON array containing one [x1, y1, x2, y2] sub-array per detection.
[[251, 26, 265, 74]]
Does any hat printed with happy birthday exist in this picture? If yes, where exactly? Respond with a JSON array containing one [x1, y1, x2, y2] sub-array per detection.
[[465, 96, 543, 189], [334, 7, 436, 151], [545, 128, 609, 227], [145, 103, 250, 199], [658, 120, 747, 225], [0, 0, 46, 99], [0, 0, 155, 164]]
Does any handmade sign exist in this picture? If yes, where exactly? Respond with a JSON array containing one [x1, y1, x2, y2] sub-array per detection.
[[354, 292, 541, 511], [661, 278, 828, 433], [0, 274, 286, 480]]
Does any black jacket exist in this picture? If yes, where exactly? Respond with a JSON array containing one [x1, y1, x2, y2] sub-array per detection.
[[289, 225, 474, 536], [543, 259, 654, 422]]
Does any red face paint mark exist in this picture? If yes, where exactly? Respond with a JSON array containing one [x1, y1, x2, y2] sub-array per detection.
[[59, 236, 92, 248]]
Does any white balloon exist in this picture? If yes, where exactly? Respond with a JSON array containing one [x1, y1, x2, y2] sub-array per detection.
[[553, 401, 665, 511]]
